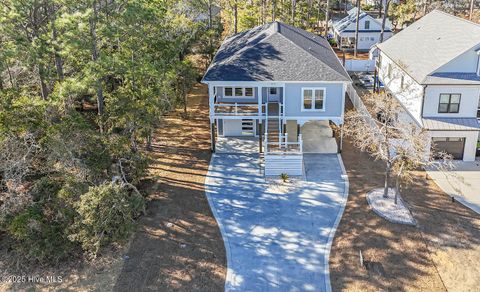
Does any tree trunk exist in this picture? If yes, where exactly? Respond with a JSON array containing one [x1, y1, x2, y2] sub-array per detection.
[[146, 132, 153, 151], [38, 63, 48, 100], [470, 0, 475, 20], [383, 161, 390, 198], [272, 0, 276, 21], [89, 0, 105, 128], [379, 0, 390, 43], [354, 0, 361, 58], [208, 0, 213, 28], [261, 0, 266, 24], [378, 0, 383, 18], [50, 4, 64, 81], [394, 175, 400, 204], [233, 1, 238, 34], [291, 0, 296, 25], [317, 0, 322, 24], [325, 0, 330, 37]]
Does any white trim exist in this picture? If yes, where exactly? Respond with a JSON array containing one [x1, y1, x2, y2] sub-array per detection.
[[223, 86, 255, 98], [301, 87, 326, 112], [324, 154, 349, 292], [204, 81, 351, 86]]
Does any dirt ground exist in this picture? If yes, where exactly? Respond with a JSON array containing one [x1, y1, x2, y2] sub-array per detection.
[[330, 100, 480, 291], [113, 83, 226, 291], [0, 83, 226, 292]]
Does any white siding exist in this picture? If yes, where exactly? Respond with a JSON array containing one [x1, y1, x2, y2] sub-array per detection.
[[434, 45, 480, 73], [423, 85, 480, 118], [378, 52, 424, 125]]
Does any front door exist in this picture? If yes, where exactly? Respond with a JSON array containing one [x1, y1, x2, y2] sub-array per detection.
[[268, 87, 280, 102]]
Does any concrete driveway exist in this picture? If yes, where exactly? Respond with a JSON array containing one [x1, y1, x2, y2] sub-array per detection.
[[427, 161, 480, 214], [205, 154, 348, 291]]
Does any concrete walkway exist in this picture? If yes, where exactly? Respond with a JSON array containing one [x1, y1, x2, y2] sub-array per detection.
[[427, 161, 480, 214], [205, 154, 348, 291]]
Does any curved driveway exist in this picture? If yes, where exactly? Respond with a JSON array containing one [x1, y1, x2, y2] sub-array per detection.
[[205, 153, 348, 291]]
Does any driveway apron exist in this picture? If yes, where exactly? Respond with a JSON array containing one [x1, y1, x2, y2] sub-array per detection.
[[205, 153, 347, 291]]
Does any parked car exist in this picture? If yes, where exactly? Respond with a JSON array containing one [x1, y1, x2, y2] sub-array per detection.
[[359, 74, 374, 88]]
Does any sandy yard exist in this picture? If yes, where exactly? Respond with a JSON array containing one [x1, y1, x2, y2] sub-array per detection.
[[0, 83, 226, 292], [329, 100, 480, 291]]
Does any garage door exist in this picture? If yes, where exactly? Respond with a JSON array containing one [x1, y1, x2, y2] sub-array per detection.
[[431, 137, 465, 160], [223, 119, 255, 136]]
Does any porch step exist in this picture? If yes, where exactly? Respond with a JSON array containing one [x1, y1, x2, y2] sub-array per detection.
[[265, 154, 304, 176]]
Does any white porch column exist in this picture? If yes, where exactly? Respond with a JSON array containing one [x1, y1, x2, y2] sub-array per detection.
[[208, 84, 215, 124], [257, 86, 263, 122]]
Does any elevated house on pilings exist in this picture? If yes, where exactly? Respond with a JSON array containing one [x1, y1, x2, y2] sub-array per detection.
[[202, 21, 352, 176]]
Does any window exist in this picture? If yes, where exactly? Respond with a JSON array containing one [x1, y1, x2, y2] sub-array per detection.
[[438, 94, 461, 113], [234, 87, 243, 96], [370, 37, 375, 41], [365, 20, 370, 29], [359, 37, 364, 41], [223, 87, 254, 98], [302, 88, 325, 111], [387, 64, 392, 78], [270, 87, 277, 95], [400, 76, 405, 89]]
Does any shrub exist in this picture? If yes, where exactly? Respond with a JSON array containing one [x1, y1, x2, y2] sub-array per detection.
[[328, 38, 337, 47], [70, 183, 145, 258], [6, 202, 76, 264], [280, 173, 289, 183]]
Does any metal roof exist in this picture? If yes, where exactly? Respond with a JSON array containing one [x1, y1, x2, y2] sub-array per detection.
[[422, 117, 480, 131]]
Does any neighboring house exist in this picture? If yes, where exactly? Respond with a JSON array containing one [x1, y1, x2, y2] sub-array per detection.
[[376, 10, 480, 161], [202, 22, 351, 175], [331, 7, 393, 51]]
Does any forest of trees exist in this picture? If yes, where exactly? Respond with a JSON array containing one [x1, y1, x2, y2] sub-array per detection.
[[0, 0, 477, 267], [0, 0, 222, 264]]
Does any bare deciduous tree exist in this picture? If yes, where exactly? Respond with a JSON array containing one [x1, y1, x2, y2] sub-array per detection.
[[344, 91, 452, 204]]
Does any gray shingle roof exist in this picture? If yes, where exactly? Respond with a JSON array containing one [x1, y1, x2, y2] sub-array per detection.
[[422, 117, 480, 131], [377, 10, 480, 85], [202, 22, 351, 82]]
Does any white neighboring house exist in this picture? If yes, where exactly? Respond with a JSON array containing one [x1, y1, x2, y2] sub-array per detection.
[[331, 7, 393, 51], [376, 10, 480, 161]]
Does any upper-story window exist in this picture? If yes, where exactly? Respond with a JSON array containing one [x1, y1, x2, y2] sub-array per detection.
[[438, 93, 461, 113], [302, 88, 325, 111], [270, 88, 277, 95], [364, 20, 370, 30], [224, 87, 254, 98]]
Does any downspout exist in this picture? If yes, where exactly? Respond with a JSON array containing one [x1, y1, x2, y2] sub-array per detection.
[[421, 85, 427, 123]]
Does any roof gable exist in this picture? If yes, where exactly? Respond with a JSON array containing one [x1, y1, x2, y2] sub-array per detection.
[[377, 10, 480, 84], [202, 22, 351, 82]]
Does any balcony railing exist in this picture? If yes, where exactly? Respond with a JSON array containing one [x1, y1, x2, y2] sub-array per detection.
[[214, 103, 265, 116]]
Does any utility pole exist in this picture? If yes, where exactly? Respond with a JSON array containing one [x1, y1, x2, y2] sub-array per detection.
[[354, 0, 361, 58]]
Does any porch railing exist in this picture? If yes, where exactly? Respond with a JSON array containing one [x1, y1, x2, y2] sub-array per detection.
[[264, 133, 303, 155]]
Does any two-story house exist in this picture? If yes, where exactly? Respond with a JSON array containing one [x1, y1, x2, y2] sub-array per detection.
[[376, 10, 480, 161], [202, 22, 351, 175], [331, 7, 393, 51]]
